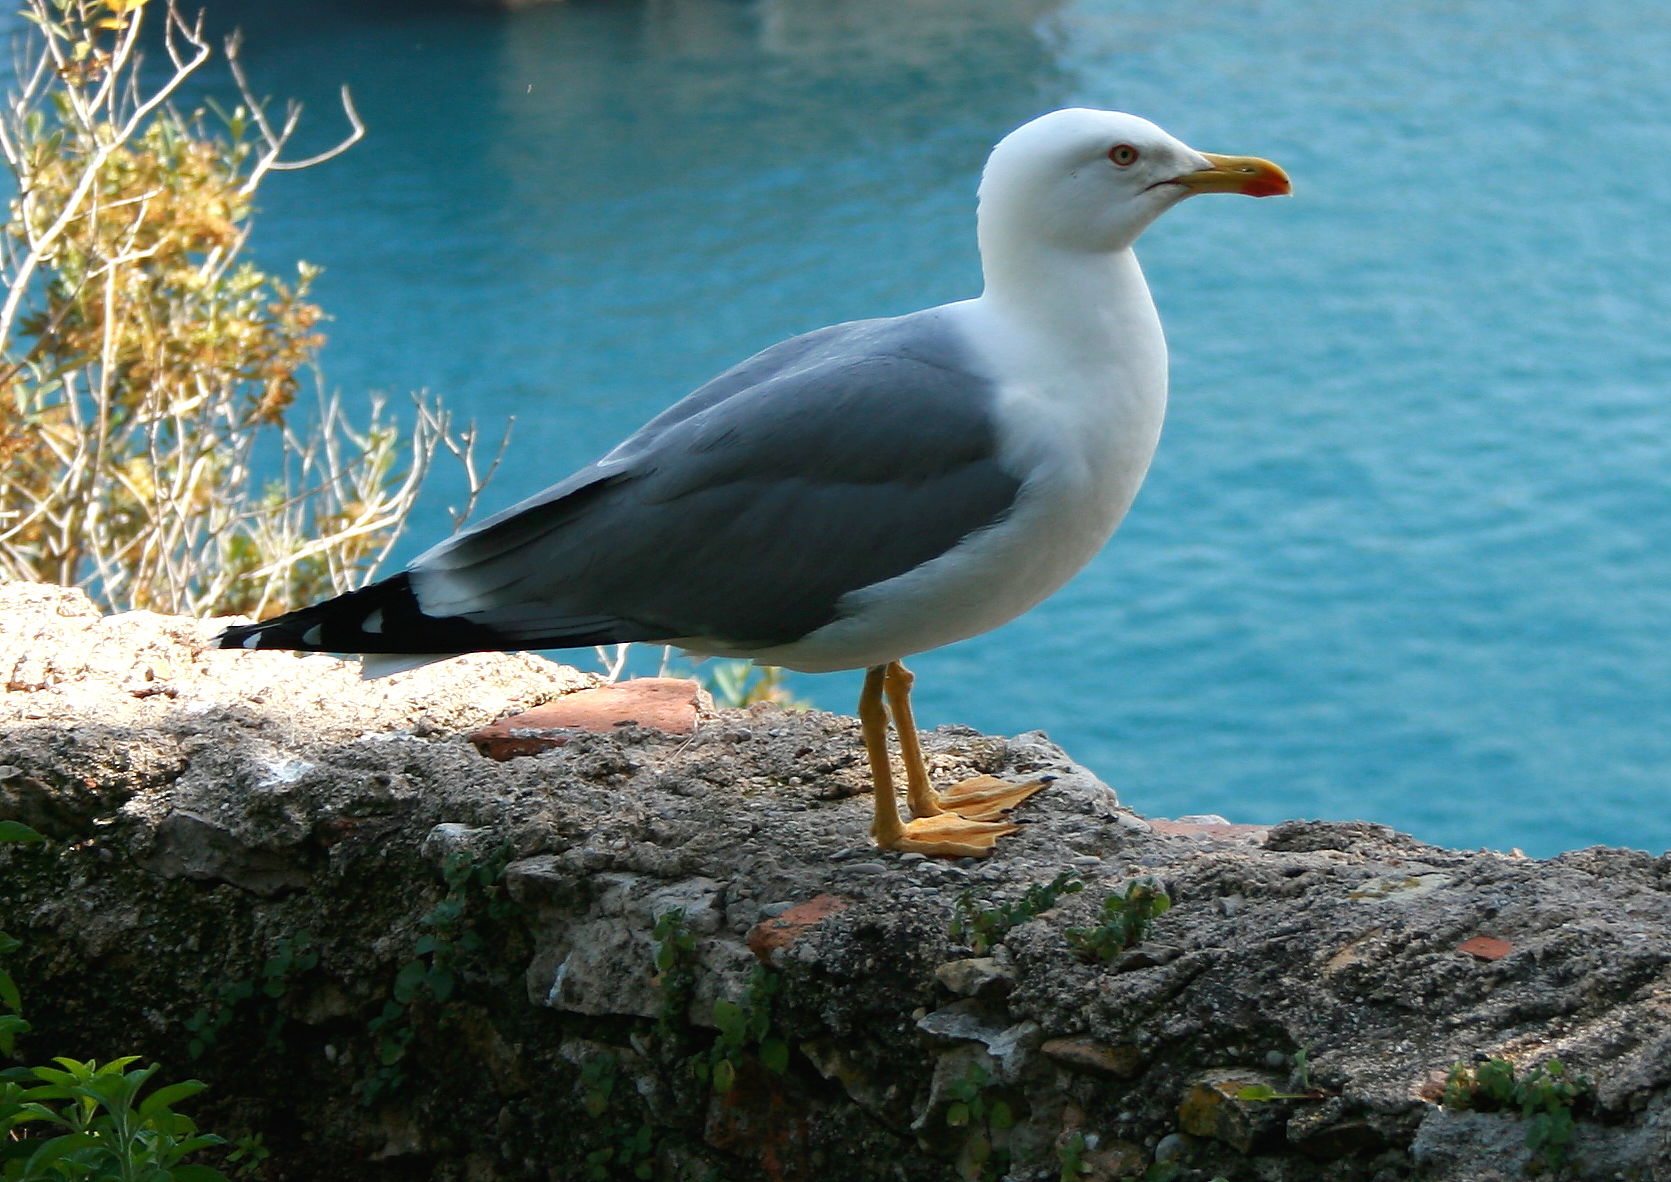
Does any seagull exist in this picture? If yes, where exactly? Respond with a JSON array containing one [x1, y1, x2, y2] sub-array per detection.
[[219, 108, 1289, 858]]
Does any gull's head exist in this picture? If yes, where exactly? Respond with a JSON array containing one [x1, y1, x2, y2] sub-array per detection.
[[977, 108, 1291, 256]]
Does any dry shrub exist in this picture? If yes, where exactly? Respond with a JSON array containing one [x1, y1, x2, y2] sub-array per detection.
[[0, 0, 498, 617]]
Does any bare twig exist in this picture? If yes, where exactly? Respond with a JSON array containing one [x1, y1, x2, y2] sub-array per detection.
[[226, 34, 364, 195]]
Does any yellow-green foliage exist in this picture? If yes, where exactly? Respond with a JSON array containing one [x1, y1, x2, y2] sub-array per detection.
[[0, 0, 485, 617]]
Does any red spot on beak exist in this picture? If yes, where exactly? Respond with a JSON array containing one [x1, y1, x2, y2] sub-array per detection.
[[1241, 172, 1292, 198]]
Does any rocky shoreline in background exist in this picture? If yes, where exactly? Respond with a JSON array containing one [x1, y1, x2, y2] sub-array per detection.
[[1, 582, 1667, 1181]]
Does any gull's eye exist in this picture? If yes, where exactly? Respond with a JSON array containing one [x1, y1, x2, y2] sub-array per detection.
[[1108, 143, 1140, 167]]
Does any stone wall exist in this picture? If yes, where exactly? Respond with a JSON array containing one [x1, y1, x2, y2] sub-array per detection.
[[2, 582, 1668, 1180]]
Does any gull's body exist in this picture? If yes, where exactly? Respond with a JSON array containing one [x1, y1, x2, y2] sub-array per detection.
[[220, 108, 1289, 856]]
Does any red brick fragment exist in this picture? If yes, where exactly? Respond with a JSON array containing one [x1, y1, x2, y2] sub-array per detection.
[[1148, 818, 1271, 844], [468, 677, 701, 761], [1457, 935, 1513, 961], [746, 894, 852, 960]]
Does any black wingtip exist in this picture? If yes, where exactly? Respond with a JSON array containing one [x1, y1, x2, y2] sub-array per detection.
[[215, 591, 365, 653], [215, 573, 509, 656], [217, 617, 312, 651], [216, 621, 260, 650], [217, 570, 668, 659]]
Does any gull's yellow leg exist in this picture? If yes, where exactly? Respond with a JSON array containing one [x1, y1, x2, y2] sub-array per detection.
[[860, 664, 909, 849], [861, 660, 1047, 857], [861, 664, 1008, 856], [883, 660, 1050, 821], [881, 660, 942, 819]]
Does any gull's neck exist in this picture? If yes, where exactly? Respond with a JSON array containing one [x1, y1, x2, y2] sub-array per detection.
[[975, 238, 1164, 371], [955, 231, 1170, 598], [964, 231, 1170, 503]]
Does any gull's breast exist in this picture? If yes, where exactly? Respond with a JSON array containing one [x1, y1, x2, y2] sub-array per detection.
[[744, 294, 1169, 675]]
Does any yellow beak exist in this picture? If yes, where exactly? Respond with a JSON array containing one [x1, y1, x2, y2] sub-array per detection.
[[1174, 152, 1292, 198]]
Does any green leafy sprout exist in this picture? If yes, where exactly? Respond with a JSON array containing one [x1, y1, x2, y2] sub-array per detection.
[[1441, 1056, 1592, 1170], [944, 1062, 1016, 1181], [1065, 879, 1172, 962], [950, 872, 1084, 955], [2, 820, 235, 1180], [577, 1055, 655, 1182], [0, 1057, 229, 1182], [701, 965, 790, 1094], [360, 844, 514, 1105]]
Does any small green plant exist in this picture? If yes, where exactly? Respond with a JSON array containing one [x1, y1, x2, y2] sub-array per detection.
[[1065, 879, 1172, 961], [1441, 1056, 1591, 1171], [253, 932, 318, 1052], [224, 1133, 269, 1179], [1235, 1046, 1325, 1102], [582, 1120, 654, 1182], [360, 1000, 414, 1106], [359, 846, 514, 1104], [184, 931, 317, 1059], [401, 850, 497, 1005], [950, 871, 1084, 955], [1057, 1130, 1087, 1181], [0, 1056, 229, 1181], [700, 965, 790, 1094], [1234, 1082, 1320, 1102], [257, 933, 318, 1000], [944, 1062, 1015, 1181], [650, 910, 790, 1094], [182, 980, 252, 1062], [651, 909, 699, 1045], [0, 822, 44, 846], [578, 1054, 619, 1120], [0, 821, 45, 1061], [0, 927, 25, 1064], [576, 1055, 655, 1181]]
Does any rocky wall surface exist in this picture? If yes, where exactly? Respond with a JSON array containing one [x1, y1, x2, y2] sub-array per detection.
[[1, 582, 1668, 1181]]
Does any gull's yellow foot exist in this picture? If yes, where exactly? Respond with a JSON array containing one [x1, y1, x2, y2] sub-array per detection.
[[928, 774, 1051, 821], [860, 661, 1051, 859], [877, 811, 1023, 858]]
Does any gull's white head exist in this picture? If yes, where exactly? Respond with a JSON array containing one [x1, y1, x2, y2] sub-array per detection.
[[977, 108, 1290, 257]]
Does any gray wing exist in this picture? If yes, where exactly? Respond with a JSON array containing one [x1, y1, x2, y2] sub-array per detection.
[[409, 307, 1023, 650]]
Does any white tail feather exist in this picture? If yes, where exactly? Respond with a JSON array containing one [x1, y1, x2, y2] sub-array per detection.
[[358, 652, 457, 679]]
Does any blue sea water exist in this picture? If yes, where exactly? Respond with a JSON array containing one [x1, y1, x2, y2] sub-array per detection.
[[33, 0, 1671, 855]]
